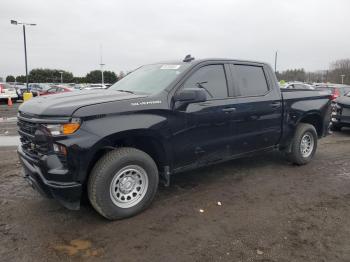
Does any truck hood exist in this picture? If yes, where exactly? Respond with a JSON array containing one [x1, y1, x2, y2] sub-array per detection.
[[19, 90, 148, 117]]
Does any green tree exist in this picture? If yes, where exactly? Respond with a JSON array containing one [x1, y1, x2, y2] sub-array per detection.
[[16, 75, 26, 83], [85, 70, 102, 83], [73, 76, 87, 83], [29, 69, 74, 83], [276, 69, 306, 82], [86, 70, 118, 84], [104, 71, 118, 84], [6, 75, 16, 82]]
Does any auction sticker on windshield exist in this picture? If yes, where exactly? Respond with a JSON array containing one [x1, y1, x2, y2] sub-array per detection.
[[160, 65, 181, 70]]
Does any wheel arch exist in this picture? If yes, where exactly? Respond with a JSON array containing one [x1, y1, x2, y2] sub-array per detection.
[[86, 129, 172, 178], [298, 112, 323, 137]]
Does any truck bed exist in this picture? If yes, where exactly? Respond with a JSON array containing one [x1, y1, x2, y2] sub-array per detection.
[[281, 88, 330, 101]]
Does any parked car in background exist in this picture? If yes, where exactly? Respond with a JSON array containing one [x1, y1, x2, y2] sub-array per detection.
[[73, 84, 88, 90], [331, 91, 350, 131], [84, 84, 108, 90], [314, 83, 350, 101], [282, 82, 315, 90], [14, 84, 27, 100], [40, 85, 74, 96], [29, 83, 52, 96], [0, 83, 18, 101]]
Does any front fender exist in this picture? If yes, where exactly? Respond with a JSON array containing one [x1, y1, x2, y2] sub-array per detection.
[[68, 113, 172, 181]]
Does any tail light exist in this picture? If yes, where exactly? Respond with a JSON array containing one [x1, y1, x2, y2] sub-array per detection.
[[330, 88, 340, 100], [0, 84, 4, 93]]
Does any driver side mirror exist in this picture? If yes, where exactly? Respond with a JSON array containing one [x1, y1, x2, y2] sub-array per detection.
[[174, 88, 207, 103], [173, 88, 207, 110]]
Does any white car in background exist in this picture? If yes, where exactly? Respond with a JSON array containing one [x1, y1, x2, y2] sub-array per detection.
[[84, 84, 108, 90], [281, 82, 315, 90], [0, 83, 18, 101]]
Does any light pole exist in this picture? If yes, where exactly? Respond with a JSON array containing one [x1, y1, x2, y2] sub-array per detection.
[[274, 50, 278, 73], [11, 20, 36, 93], [59, 71, 63, 84], [100, 63, 105, 86], [341, 74, 345, 85], [99, 45, 105, 86]]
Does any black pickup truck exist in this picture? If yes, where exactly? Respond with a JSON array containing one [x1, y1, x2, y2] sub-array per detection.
[[17, 58, 331, 220]]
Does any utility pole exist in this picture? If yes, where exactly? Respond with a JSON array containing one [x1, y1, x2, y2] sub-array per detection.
[[341, 74, 345, 85], [59, 71, 63, 83], [11, 20, 36, 93], [100, 45, 105, 86], [274, 50, 278, 73]]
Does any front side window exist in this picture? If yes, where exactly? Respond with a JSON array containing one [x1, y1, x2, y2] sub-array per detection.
[[47, 88, 57, 93], [233, 65, 269, 97], [183, 65, 228, 99]]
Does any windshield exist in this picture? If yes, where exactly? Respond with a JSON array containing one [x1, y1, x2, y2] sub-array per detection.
[[109, 63, 189, 94]]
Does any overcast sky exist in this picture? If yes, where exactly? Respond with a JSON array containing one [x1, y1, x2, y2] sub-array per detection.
[[0, 0, 349, 78]]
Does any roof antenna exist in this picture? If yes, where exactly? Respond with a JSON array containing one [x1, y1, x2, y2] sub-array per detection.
[[183, 54, 195, 62]]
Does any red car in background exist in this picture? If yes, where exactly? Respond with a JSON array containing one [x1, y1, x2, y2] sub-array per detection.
[[40, 85, 73, 96], [315, 84, 350, 100]]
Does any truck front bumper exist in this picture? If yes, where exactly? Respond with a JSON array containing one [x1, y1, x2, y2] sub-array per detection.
[[17, 146, 82, 210]]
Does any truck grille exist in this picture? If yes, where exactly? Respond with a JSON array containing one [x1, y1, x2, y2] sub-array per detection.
[[18, 119, 37, 136], [17, 118, 50, 157]]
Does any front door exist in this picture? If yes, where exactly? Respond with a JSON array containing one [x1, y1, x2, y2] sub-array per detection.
[[170, 64, 236, 169]]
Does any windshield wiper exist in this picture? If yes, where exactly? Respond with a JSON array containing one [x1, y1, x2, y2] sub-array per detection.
[[115, 89, 135, 94]]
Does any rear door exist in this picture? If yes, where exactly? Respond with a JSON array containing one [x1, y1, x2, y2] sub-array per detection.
[[228, 64, 283, 154]]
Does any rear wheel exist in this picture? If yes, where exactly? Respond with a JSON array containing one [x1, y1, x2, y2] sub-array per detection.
[[285, 123, 318, 165], [88, 147, 159, 220]]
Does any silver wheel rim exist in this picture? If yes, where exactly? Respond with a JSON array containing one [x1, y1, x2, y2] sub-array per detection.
[[109, 165, 149, 208], [300, 132, 314, 158]]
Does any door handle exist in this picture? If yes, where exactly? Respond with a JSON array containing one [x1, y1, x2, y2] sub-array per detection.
[[270, 102, 281, 108], [222, 107, 236, 112]]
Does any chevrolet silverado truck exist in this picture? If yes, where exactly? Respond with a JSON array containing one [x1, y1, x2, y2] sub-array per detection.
[[17, 57, 332, 220]]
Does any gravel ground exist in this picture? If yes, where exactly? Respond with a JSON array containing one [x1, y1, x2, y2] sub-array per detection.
[[1, 102, 350, 261], [0, 101, 20, 119]]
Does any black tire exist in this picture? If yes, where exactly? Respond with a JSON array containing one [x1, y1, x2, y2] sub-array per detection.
[[285, 123, 318, 165], [88, 147, 159, 220], [330, 124, 342, 132]]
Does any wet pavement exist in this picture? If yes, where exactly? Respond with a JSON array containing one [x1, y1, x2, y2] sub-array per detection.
[[0, 136, 20, 147], [0, 103, 20, 137]]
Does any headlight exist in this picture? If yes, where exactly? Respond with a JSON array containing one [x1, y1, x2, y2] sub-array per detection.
[[44, 118, 81, 136]]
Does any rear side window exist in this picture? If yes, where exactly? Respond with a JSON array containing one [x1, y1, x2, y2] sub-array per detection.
[[183, 65, 228, 99], [233, 65, 269, 96]]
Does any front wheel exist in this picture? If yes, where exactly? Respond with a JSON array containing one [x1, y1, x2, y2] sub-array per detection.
[[88, 147, 159, 220], [285, 123, 318, 165]]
